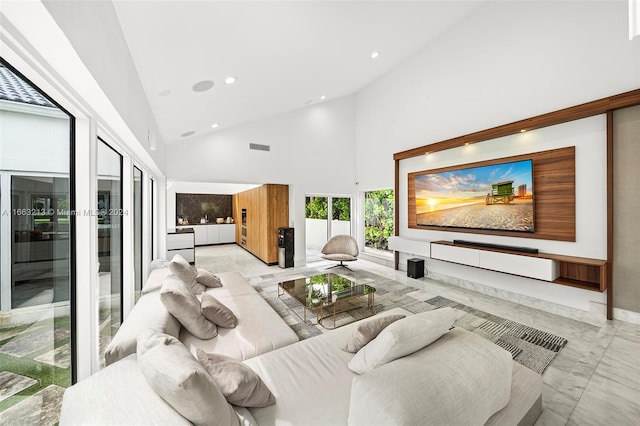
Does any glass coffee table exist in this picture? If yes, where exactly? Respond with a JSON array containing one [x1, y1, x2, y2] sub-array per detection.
[[277, 273, 376, 329]]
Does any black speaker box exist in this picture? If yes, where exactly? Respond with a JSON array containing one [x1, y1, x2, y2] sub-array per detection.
[[407, 258, 424, 279]]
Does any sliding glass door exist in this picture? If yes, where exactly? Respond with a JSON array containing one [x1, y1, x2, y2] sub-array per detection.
[[133, 166, 143, 303], [97, 139, 123, 365], [305, 195, 352, 261], [0, 60, 74, 421]]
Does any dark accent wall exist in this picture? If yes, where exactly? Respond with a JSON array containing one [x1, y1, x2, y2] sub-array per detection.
[[176, 193, 232, 225]]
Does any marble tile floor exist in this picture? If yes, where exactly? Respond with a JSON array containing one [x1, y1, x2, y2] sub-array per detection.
[[199, 244, 640, 426]]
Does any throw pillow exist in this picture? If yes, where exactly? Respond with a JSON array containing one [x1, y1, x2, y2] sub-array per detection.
[[137, 329, 238, 426], [196, 268, 222, 288], [348, 307, 456, 374], [196, 349, 276, 408], [201, 293, 238, 328], [160, 275, 218, 339], [169, 254, 201, 293], [343, 314, 406, 353]]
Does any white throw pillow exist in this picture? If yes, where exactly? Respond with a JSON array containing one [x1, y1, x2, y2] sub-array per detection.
[[343, 314, 406, 353], [196, 268, 223, 288], [169, 254, 202, 293], [160, 275, 217, 339], [137, 329, 239, 426], [201, 294, 238, 328], [348, 307, 456, 374], [196, 349, 275, 407]]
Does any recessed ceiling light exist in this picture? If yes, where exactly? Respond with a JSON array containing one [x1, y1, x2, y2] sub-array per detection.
[[181, 131, 195, 137], [158, 89, 171, 97], [211, 123, 219, 129], [464, 142, 471, 146], [224, 76, 237, 85], [520, 129, 527, 133], [370, 51, 380, 59], [320, 95, 326, 100], [192, 80, 214, 92]]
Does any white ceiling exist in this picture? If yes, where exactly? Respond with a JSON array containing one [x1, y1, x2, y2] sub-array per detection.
[[112, 1, 486, 145]]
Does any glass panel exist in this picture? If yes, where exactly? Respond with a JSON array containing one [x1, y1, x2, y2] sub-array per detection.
[[364, 189, 394, 253], [0, 61, 73, 422], [305, 196, 328, 261], [150, 178, 155, 260], [11, 176, 70, 307], [133, 167, 142, 303], [97, 139, 122, 366], [330, 197, 351, 237]]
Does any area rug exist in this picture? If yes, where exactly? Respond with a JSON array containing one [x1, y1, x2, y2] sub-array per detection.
[[249, 267, 567, 374]]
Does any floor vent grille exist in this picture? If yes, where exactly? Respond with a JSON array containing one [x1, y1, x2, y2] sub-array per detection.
[[249, 143, 270, 152]]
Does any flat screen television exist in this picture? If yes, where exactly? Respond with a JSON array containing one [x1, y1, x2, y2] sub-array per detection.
[[410, 158, 534, 233]]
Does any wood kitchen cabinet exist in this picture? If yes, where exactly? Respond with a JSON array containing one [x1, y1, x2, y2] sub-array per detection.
[[233, 184, 289, 264]]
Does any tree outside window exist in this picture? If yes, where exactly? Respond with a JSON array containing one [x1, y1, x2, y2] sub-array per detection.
[[364, 190, 394, 251]]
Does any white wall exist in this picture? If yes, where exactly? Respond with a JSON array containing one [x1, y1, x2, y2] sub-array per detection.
[[41, 0, 167, 169], [353, 0, 639, 312], [165, 96, 357, 263], [397, 116, 607, 311], [355, 0, 640, 191]]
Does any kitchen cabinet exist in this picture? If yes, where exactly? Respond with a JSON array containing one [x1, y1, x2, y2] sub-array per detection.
[[233, 184, 289, 264], [176, 224, 236, 246]]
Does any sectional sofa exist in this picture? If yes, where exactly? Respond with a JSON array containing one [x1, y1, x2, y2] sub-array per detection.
[[60, 258, 543, 425]]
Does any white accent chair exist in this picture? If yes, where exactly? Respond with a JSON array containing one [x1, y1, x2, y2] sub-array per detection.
[[321, 235, 359, 270]]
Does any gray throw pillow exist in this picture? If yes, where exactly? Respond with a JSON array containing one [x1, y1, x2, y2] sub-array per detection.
[[137, 329, 238, 426], [196, 268, 223, 288], [160, 275, 217, 339], [196, 349, 275, 408], [201, 293, 238, 328], [343, 314, 406, 353], [169, 254, 200, 293]]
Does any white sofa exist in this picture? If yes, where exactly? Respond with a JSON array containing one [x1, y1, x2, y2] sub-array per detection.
[[61, 300, 543, 425], [102, 265, 300, 365]]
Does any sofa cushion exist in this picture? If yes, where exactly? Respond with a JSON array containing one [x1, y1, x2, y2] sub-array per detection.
[[347, 328, 512, 426], [137, 329, 239, 426], [160, 275, 217, 339], [169, 254, 203, 293], [343, 314, 406, 353], [348, 307, 455, 374], [197, 350, 275, 408], [140, 266, 173, 295], [59, 354, 193, 425], [197, 268, 223, 288], [181, 291, 299, 360], [103, 291, 181, 366], [201, 294, 238, 328]]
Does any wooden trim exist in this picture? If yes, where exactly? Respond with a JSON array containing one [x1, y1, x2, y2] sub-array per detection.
[[392, 89, 640, 318], [606, 110, 614, 320], [394, 88, 640, 161]]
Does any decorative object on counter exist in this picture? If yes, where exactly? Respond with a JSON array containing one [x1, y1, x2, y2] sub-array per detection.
[[226, 217, 234, 223], [216, 218, 224, 224]]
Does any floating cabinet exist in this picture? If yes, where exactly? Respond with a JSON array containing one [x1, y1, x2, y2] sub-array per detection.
[[430, 241, 606, 292]]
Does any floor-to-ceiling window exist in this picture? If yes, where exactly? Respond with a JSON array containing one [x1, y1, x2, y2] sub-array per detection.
[[133, 166, 142, 303], [0, 60, 74, 423], [305, 195, 352, 261], [97, 139, 122, 365]]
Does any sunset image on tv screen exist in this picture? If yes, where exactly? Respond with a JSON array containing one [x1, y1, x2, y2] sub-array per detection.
[[414, 159, 534, 232]]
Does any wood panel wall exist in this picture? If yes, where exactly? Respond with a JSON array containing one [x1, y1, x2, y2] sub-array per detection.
[[408, 146, 576, 241], [232, 184, 289, 264]]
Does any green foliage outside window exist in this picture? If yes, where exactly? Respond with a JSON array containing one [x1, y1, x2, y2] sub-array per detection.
[[364, 189, 394, 251], [305, 196, 327, 219], [305, 197, 350, 221]]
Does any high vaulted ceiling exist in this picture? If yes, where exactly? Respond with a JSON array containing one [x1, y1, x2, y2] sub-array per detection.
[[112, 1, 486, 144]]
